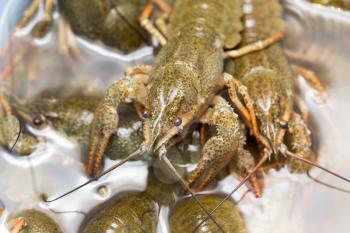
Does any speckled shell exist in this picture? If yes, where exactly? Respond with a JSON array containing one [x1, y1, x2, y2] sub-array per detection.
[[169, 194, 248, 233], [169, 0, 243, 48], [80, 193, 159, 233], [226, 0, 293, 133], [16, 209, 63, 233], [146, 0, 244, 134]]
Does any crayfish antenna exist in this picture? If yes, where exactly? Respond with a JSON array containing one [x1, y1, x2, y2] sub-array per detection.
[[113, 6, 150, 45], [48, 208, 87, 218], [158, 149, 226, 233], [26, 157, 88, 217], [307, 171, 350, 193], [46, 147, 144, 202], [192, 150, 270, 233], [9, 120, 22, 153], [285, 150, 350, 185]]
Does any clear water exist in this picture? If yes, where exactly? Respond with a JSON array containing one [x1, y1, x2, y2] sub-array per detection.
[[1, 0, 350, 232]]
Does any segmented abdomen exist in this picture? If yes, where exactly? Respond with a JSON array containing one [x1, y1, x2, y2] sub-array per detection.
[[169, 0, 243, 49], [233, 0, 291, 80], [240, 0, 284, 44]]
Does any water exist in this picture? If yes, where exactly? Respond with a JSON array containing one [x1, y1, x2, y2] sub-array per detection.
[[0, 2, 153, 232], [1, 0, 350, 232]]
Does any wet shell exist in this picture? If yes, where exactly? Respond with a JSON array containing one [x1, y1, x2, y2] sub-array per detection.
[[81, 193, 159, 233], [16, 209, 63, 233], [169, 194, 248, 233]]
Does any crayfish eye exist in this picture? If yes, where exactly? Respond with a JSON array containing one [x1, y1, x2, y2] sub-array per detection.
[[174, 117, 182, 126], [279, 121, 289, 129], [32, 115, 46, 126], [142, 109, 149, 119]]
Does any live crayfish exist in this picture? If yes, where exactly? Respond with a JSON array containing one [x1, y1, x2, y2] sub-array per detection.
[[223, 0, 332, 194], [18, 0, 150, 54], [0, 94, 144, 161], [11, 1, 350, 232], [36, 0, 284, 230], [191, 0, 350, 230], [84, 0, 283, 195], [69, 0, 349, 208]]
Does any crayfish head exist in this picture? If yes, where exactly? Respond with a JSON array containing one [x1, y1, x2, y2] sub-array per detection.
[[143, 81, 195, 152], [12, 98, 52, 130]]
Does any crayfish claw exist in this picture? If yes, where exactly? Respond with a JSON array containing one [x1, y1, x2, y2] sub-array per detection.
[[86, 101, 120, 177]]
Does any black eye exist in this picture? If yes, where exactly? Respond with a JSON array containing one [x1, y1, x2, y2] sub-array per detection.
[[32, 115, 46, 126], [174, 117, 182, 126], [279, 121, 289, 129], [142, 110, 149, 119]]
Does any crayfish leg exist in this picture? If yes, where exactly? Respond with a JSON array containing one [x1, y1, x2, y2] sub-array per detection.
[[31, 0, 55, 38], [8, 217, 25, 233], [17, 0, 42, 29], [294, 94, 310, 123], [292, 65, 328, 100], [140, 1, 167, 46], [154, 0, 172, 37], [225, 31, 284, 58], [58, 16, 82, 69]]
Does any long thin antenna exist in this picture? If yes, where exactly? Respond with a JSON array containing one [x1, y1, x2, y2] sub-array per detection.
[[48, 208, 87, 217], [46, 148, 144, 202], [194, 149, 350, 232], [159, 152, 226, 233], [307, 171, 350, 193], [27, 157, 87, 217], [192, 152, 269, 233], [115, 7, 150, 45], [105, 0, 150, 45], [286, 151, 350, 183], [45, 131, 193, 203], [10, 121, 22, 153]]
